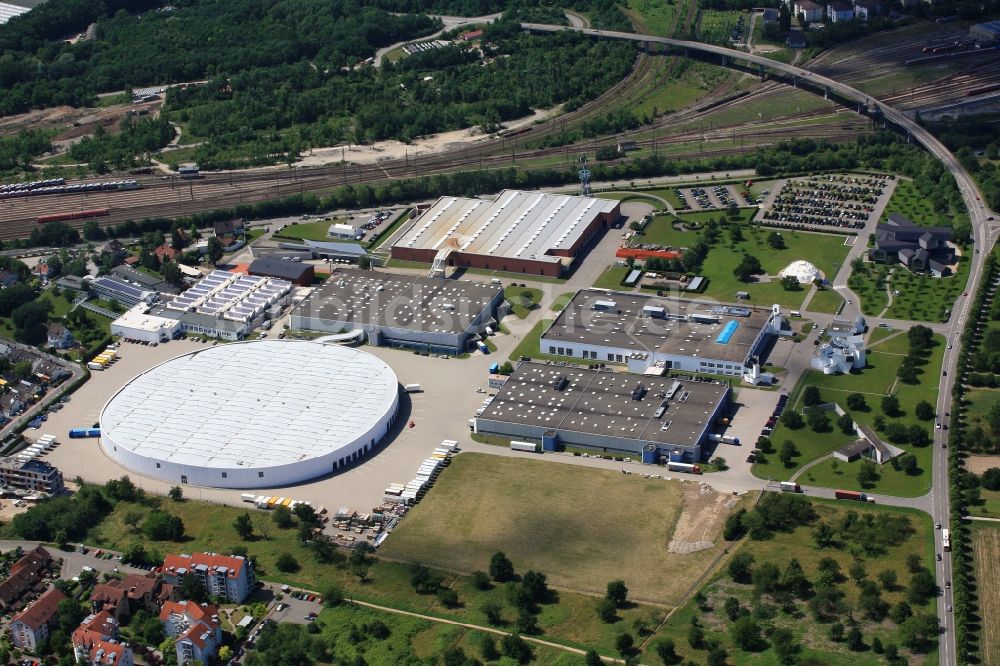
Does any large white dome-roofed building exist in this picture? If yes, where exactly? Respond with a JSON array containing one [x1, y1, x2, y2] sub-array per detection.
[[778, 260, 822, 284], [100, 340, 400, 489]]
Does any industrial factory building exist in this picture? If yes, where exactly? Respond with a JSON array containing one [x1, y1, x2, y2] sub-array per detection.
[[110, 270, 293, 342], [390, 190, 621, 277], [475, 362, 731, 461], [288, 270, 504, 354], [99, 341, 400, 489], [540, 290, 786, 377]]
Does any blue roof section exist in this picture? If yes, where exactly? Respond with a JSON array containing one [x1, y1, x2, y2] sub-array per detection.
[[715, 320, 739, 344], [975, 20, 1000, 34], [93, 276, 147, 300]]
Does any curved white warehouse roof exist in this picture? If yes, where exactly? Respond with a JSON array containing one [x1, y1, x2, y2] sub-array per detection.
[[100, 340, 399, 488]]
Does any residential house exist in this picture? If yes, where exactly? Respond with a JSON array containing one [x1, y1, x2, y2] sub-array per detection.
[[72, 610, 134, 666], [90, 574, 160, 621], [99, 240, 129, 265], [160, 600, 222, 665], [0, 546, 53, 610], [761, 8, 779, 24], [213, 219, 246, 252], [853, 0, 882, 20], [794, 0, 824, 21], [56, 275, 88, 292], [868, 213, 954, 276], [827, 0, 855, 21], [161, 553, 255, 603], [46, 323, 74, 350], [9, 587, 66, 651], [835, 424, 904, 464], [154, 243, 179, 264], [0, 393, 26, 419]]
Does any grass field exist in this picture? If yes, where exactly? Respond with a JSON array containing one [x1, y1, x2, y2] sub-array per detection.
[[882, 179, 959, 229], [70, 484, 654, 657], [631, 215, 850, 308], [505, 286, 543, 319], [883, 259, 970, 323], [754, 333, 944, 496], [273, 220, 351, 243], [697, 9, 743, 46], [808, 288, 845, 315], [626, 0, 676, 35], [592, 266, 631, 290], [508, 318, 592, 366], [972, 524, 1000, 666], [382, 454, 726, 606], [317, 603, 584, 665], [650, 500, 937, 665], [849, 262, 891, 316]]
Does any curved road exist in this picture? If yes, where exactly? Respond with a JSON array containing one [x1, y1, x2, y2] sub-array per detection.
[[520, 22, 1000, 665]]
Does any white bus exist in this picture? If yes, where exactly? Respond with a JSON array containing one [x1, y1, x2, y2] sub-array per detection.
[[942, 528, 951, 552]]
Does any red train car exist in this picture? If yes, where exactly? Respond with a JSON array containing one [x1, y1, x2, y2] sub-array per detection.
[[37, 208, 109, 224]]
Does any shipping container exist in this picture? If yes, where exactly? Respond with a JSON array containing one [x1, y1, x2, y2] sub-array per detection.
[[667, 462, 702, 474], [510, 441, 540, 453]]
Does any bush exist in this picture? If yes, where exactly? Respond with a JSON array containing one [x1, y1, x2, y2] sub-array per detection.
[[142, 510, 184, 541], [489, 551, 515, 582], [275, 552, 299, 573], [471, 570, 492, 590], [436, 587, 459, 608]]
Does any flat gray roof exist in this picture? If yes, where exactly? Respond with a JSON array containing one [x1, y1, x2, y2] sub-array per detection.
[[480, 362, 729, 448], [393, 190, 618, 263], [291, 270, 501, 335], [543, 290, 771, 363]]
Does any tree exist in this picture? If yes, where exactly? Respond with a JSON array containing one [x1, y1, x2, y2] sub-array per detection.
[[614, 632, 634, 657], [807, 409, 831, 432], [779, 439, 799, 466], [522, 570, 548, 603], [121, 542, 147, 566], [781, 559, 811, 598], [898, 613, 939, 653], [837, 412, 856, 435], [770, 627, 797, 665], [857, 460, 879, 488], [845, 626, 865, 651], [881, 394, 901, 416], [733, 253, 762, 282], [877, 569, 898, 590], [437, 587, 459, 608], [481, 635, 500, 661], [272, 505, 293, 529], [471, 571, 491, 590], [597, 598, 617, 623], [802, 385, 822, 406], [206, 236, 225, 264], [781, 410, 804, 429], [728, 551, 755, 583], [687, 622, 705, 649], [162, 259, 183, 287], [707, 644, 728, 666], [723, 508, 746, 541], [179, 572, 206, 603], [768, 232, 786, 249], [481, 600, 502, 625], [168, 485, 183, 501], [906, 553, 923, 573], [142, 510, 184, 540], [218, 646, 233, 662], [982, 467, 1000, 491], [233, 513, 254, 540], [82, 220, 106, 241], [606, 580, 629, 607], [813, 521, 836, 548], [409, 565, 442, 594], [730, 615, 766, 651], [584, 651, 602, 666], [781, 275, 800, 291], [907, 569, 938, 605], [829, 622, 845, 642], [276, 552, 299, 573], [849, 561, 867, 584], [489, 551, 515, 582], [12, 299, 52, 345], [915, 400, 935, 421], [500, 634, 532, 664], [846, 393, 867, 411], [890, 600, 912, 625], [321, 583, 344, 607], [752, 562, 781, 595], [724, 596, 742, 621], [648, 638, 678, 665]]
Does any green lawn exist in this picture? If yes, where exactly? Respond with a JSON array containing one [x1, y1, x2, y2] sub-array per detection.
[[754, 333, 945, 496], [807, 288, 845, 315], [551, 292, 575, 312], [697, 9, 743, 45], [245, 228, 265, 244], [849, 262, 890, 316], [648, 499, 937, 666], [274, 220, 353, 243], [508, 319, 593, 366], [504, 286, 543, 319], [882, 179, 958, 228], [592, 266, 631, 290], [644, 188, 686, 210], [882, 258, 970, 323], [594, 192, 667, 210], [317, 604, 584, 666], [627, 215, 850, 308]]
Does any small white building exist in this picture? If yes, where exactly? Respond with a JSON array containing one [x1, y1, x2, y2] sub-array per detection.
[[827, 0, 855, 21], [794, 0, 824, 22], [328, 223, 363, 240], [111, 304, 183, 344], [812, 334, 866, 374]]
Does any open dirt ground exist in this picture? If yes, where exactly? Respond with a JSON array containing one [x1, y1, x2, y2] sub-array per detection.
[[965, 455, 1000, 476], [668, 482, 740, 554], [972, 525, 1000, 666]]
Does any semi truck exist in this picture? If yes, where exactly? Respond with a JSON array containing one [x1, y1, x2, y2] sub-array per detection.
[[667, 462, 702, 474], [835, 489, 875, 503], [779, 481, 802, 493], [510, 441, 541, 453], [709, 434, 741, 445]]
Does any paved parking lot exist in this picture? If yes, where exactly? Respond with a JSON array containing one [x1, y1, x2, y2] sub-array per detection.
[[759, 174, 896, 232], [677, 184, 753, 211]]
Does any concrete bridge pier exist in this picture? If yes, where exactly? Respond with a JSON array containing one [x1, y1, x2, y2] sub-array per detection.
[[792, 75, 798, 88], [758, 63, 764, 80], [824, 86, 830, 100], [721, 54, 727, 66]]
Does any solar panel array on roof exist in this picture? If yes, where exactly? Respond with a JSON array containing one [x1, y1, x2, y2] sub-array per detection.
[[93, 277, 148, 301], [164, 270, 291, 323]]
